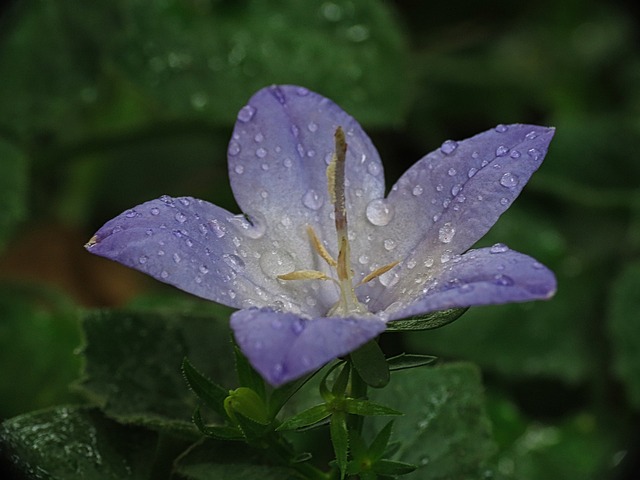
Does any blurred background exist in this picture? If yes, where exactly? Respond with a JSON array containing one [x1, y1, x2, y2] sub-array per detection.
[[0, 0, 639, 478]]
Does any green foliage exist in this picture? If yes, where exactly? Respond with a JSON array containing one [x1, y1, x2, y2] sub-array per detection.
[[350, 341, 390, 388]]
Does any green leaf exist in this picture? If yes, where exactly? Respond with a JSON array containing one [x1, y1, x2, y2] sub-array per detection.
[[276, 404, 331, 431], [608, 261, 640, 408], [224, 387, 270, 425], [330, 411, 349, 479], [387, 353, 437, 372], [369, 421, 394, 460], [234, 346, 267, 401], [76, 309, 235, 436], [373, 459, 417, 476], [182, 357, 228, 418], [385, 308, 468, 332], [193, 407, 242, 441], [368, 363, 496, 480], [351, 341, 390, 388], [343, 399, 402, 417], [0, 406, 159, 479], [0, 139, 27, 251]]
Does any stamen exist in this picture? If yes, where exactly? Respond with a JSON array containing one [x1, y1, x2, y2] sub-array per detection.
[[358, 261, 400, 286], [307, 226, 336, 267], [85, 235, 98, 248], [278, 270, 336, 283]]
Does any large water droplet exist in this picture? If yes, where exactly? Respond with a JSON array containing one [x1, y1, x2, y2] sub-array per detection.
[[496, 145, 509, 157], [366, 199, 394, 226], [438, 223, 455, 243], [260, 250, 295, 278], [302, 189, 324, 210], [490, 243, 509, 254], [237, 105, 256, 122], [500, 172, 519, 188], [440, 140, 458, 155], [379, 269, 399, 287]]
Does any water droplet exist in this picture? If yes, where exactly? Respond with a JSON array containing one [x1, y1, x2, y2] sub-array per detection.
[[302, 189, 324, 210], [210, 219, 226, 238], [150, 207, 160, 215], [138, 255, 148, 264], [173, 253, 181, 263], [490, 243, 509, 253], [125, 209, 137, 218], [307, 149, 316, 158], [228, 141, 241, 156], [379, 270, 399, 287], [254, 132, 264, 142], [528, 148, 541, 160], [500, 197, 509, 206], [448, 168, 457, 176], [261, 163, 269, 171], [175, 212, 187, 223], [467, 167, 478, 178], [383, 239, 396, 251], [161, 270, 169, 279], [500, 172, 519, 188], [307, 121, 318, 132], [451, 184, 462, 196], [495, 124, 508, 133], [234, 164, 244, 174], [160, 195, 174, 206], [412, 185, 424, 196], [283, 158, 293, 168], [494, 274, 514, 286], [296, 86, 309, 96], [199, 265, 209, 274], [496, 145, 509, 157], [296, 144, 305, 157], [157, 249, 165, 256], [367, 162, 381, 176], [256, 147, 267, 158], [438, 223, 455, 243], [440, 251, 452, 263], [358, 254, 369, 265], [525, 130, 538, 140], [237, 105, 256, 122], [270, 86, 286, 104], [436, 184, 444, 192], [260, 250, 295, 278], [510, 149, 521, 159], [229, 214, 266, 239], [365, 199, 394, 226], [223, 253, 245, 271], [259, 190, 268, 199], [440, 140, 458, 155], [532, 262, 544, 270], [458, 283, 474, 293]]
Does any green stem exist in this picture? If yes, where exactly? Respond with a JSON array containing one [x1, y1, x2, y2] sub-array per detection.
[[347, 363, 368, 436]]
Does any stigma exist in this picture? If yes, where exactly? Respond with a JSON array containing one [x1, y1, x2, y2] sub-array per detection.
[[278, 127, 398, 317]]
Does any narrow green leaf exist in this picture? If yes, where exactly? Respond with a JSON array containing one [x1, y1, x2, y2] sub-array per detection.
[[351, 341, 390, 388], [193, 407, 242, 440], [234, 345, 266, 401], [387, 353, 437, 372], [385, 308, 468, 332], [373, 459, 417, 476], [344, 399, 402, 417], [332, 362, 352, 396], [330, 411, 349, 479], [182, 357, 229, 418], [369, 421, 394, 460], [276, 404, 331, 431]]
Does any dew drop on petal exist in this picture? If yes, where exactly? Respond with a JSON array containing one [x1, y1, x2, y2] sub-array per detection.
[[256, 147, 267, 158], [296, 87, 309, 96], [150, 207, 160, 215], [138, 255, 148, 264], [458, 283, 474, 293], [500, 172, 519, 188], [228, 141, 241, 156], [383, 239, 396, 251], [125, 209, 137, 218], [500, 197, 509, 206], [379, 270, 399, 287], [302, 189, 324, 210], [237, 105, 256, 122], [467, 167, 478, 178], [448, 168, 457, 177], [259, 250, 295, 278], [490, 243, 509, 254], [365, 199, 394, 226], [532, 261, 544, 270], [223, 253, 246, 272], [283, 157, 293, 168], [358, 254, 369, 265], [438, 223, 455, 244], [308, 121, 318, 132], [412, 185, 424, 196], [440, 140, 458, 155], [494, 274, 514, 286], [173, 253, 181, 264], [199, 265, 209, 274], [528, 148, 541, 160], [495, 124, 508, 133], [496, 145, 509, 157], [175, 212, 187, 223], [161, 270, 169, 279], [367, 162, 381, 176], [525, 130, 538, 140], [254, 132, 264, 142], [451, 184, 462, 196], [235, 164, 244, 174], [510, 149, 521, 159]]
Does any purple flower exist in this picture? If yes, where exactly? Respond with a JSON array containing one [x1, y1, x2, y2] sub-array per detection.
[[86, 85, 556, 386]]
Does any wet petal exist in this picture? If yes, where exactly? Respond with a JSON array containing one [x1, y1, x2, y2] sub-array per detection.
[[86, 196, 306, 311], [231, 308, 386, 386], [383, 247, 556, 321], [228, 85, 385, 253], [389, 124, 553, 261]]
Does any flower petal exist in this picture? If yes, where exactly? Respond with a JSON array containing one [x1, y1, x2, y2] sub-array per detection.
[[228, 85, 385, 252], [86, 195, 300, 310], [230, 308, 386, 386], [382, 247, 556, 321], [392, 124, 553, 259]]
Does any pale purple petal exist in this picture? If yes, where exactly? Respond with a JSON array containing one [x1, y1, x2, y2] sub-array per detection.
[[360, 124, 554, 307], [382, 247, 556, 321], [230, 308, 386, 386], [228, 85, 385, 253]]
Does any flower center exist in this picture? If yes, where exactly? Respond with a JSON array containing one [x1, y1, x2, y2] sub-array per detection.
[[278, 127, 398, 317]]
